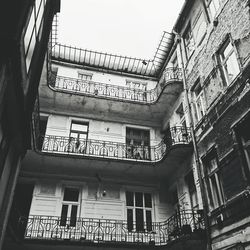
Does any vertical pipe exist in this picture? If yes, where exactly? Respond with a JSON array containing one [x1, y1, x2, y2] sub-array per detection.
[[177, 34, 212, 250]]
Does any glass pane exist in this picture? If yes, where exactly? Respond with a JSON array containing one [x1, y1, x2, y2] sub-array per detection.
[[135, 192, 143, 207], [63, 188, 79, 201], [223, 43, 233, 58], [24, 8, 35, 55], [70, 205, 78, 227], [135, 209, 144, 231], [70, 132, 78, 138], [60, 205, 68, 226], [36, 1, 44, 36], [146, 211, 152, 231], [25, 30, 36, 71], [211, 176, 219, 207], [71, 123, 88, 132], [127, 209, 133, 231], [144, 193, 152, 208], [226, 52, 240, 83], [126, 191, 134, 206]]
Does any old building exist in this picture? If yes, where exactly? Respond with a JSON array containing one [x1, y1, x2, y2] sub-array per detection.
[[2, 0, 250, 250], [173, 0, 250, 249], [0, 0, 60, 249]]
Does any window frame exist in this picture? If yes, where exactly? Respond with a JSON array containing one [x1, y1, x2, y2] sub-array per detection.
[[77, 72, 93, 81], [183, 23, 195, 59], [218, 39, 241, 86], [206, 0, 222, 20], [192, 80, 206, 123], [202, 149, 224, 210], [125, 191, 153, 232], [60, 187, 80, 227], [125, 127, 151, 160]]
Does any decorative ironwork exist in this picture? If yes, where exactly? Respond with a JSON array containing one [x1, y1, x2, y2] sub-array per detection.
[[50, 31, 174, 77], [22, 210, 204, 245], [35, 126, 191, 162], [48, 67, 182, 104]]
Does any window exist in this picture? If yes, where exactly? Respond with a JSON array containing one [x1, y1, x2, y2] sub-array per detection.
[[125, 80, 147, 90], [219, 41, 240, 85], [68, 121, 88, 153], [207, 0, 222, 20], [60, 188, 80, 227], [236, 115, 250, 173], [193, 81, 206, 122], [203, 150, 224, 209], [38, 115, 48, 150], [126, 191, 152, 232], [185, 171, 198, 209], [78, 72, 92, 81], [126, 128, 150, 160], [24, 0, 47, 72], [193, 12, 207, 45], [184, 24, 195, 59]]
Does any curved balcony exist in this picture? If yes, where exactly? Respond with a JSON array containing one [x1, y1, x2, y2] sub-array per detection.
[[48, 67, 182, 104], [34, 126, 191, 163], [18, 210, 204, 246]]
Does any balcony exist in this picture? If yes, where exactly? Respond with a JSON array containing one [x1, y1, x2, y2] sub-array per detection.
[[38, 65, 183, 127], [34, 126, 191, 163], [48, 67, 182, 104], [18, 210, 204, 246]]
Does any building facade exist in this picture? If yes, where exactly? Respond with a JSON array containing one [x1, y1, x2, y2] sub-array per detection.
[[0, 0, 60, 249], [2, 0, 250, 250]]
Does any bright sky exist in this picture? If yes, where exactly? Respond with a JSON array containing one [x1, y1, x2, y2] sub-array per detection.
[[58, 0, 185, 59]]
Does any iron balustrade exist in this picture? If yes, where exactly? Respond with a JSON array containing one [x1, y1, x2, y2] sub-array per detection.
[[36, 126, 191, 162], [48, 67, 182, 104], [21, 210, 204, 245]]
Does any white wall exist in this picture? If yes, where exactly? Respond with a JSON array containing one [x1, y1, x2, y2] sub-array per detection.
[[29, 180, 174, 222], [45, 114, 162, 146], [55, 64, 157, 90]]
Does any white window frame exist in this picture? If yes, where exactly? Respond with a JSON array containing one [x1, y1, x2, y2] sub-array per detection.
[[126, 191, 153, 232], [193, 82, 206, 122], [184, 24, 195, 59], [207, 0, 222, 20], [78, 72, 93, 81], [60, 187, 81, 227], [205, 155, 224, 210], [219, 40, 240, 86]]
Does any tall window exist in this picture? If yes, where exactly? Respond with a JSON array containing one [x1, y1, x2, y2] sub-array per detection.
[[207, 0, 222, 20], [185, 171, 198, 209], [126, 191, 152, 232], [126, 128, 150, 160], [24, 0, 47, 72], [68, 121, 88, 153], [236, 116, 250, 173], [60, 188, 80, 227], [184, 24, 195, 59], [219, 41, 240, 85], [203, 151, 224, 209], [193, 81, 206, 122]]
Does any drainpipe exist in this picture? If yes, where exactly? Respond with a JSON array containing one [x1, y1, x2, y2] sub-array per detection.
[[174, 32, 212, 250]]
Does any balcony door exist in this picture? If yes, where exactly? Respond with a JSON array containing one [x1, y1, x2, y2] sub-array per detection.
[[60, 187, 80, 227], [68, 121, 88, 153], [126, 191, 152, 232], [126, 127, 150, 160]]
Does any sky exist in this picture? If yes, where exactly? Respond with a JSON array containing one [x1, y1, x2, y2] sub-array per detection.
[[57, 0, 185, 59]]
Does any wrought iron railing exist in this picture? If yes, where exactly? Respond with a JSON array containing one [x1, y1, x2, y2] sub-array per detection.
[[48, 67, 182, 104], [35, 126, 191, 162], [21, 210, 204, 245]]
